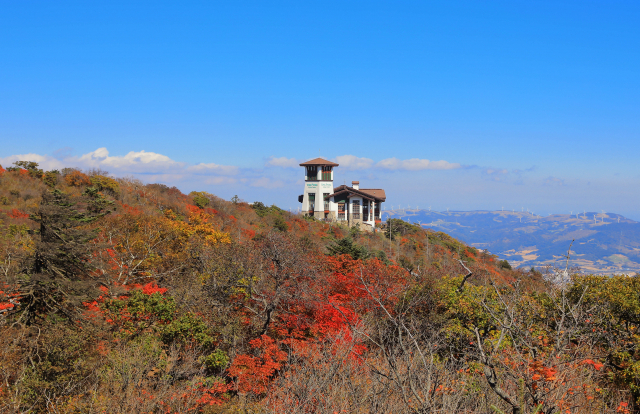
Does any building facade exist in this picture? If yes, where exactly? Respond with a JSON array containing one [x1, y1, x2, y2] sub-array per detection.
[[298, 157, 386, 231]]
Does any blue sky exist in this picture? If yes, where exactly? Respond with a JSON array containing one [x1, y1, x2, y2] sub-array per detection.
[[2, 1, 639, 218]]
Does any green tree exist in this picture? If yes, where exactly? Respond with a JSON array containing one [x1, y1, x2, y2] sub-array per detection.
[[8, 160, 43, 178], [498, 259, 512, 270], [190, 191, 210, 209], [13, 189, 112, 325], [326, 236, 370, 260], [273, 215, 288, 232]]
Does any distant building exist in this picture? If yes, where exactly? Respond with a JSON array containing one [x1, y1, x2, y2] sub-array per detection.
[[298, 157, 386, 231]]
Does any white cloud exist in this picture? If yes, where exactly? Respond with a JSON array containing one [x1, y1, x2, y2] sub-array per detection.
[[0, 153, 66, 171], [334, 155, 374, 170], [377, 157, 461, 171], [266, 156, 299, 168], [1, 147, 243, 186], [76, 147, 183, 172]]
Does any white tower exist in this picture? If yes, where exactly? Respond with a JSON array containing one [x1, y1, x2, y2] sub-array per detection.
[[298, 158, 339, 219]]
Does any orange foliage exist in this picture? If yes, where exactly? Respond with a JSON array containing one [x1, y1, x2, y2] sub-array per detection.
[[65, 170, 92, 186]]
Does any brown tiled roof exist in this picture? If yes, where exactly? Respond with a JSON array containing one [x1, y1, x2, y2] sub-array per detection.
[[360, 189, 386, 201], [299, 157, 339, 166], [325, 185, 386, 202]]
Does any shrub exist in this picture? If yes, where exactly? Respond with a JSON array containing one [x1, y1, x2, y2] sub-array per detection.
[[64, 170, 92, 187], [191, 191, 211, 209], [91, 175, 120, 195], [498, 259, 512, 270]]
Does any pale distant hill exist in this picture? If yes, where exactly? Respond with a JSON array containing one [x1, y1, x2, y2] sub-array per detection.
[[383, 209, 640, 274]]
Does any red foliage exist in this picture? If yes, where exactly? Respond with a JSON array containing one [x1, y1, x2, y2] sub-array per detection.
[[83, 282, 168, 318], [582, 359, 604, 371], [241, 228, 256, 239], [226, 254, 410, 397], [117, 201, 142, 215], [228, 335, 287, 394], [204, 207, 219, 216], [7, 209, 29, 219], [130, 282, 168, 295], [186, 204, 200, 215]]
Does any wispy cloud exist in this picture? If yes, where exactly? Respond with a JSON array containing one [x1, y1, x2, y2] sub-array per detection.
[[251, 177, 284, 189], [265, 156, 300, 168], [267, 154, 461, 171], [376, 157, 461, 171], [543, 176, 565, 186], [188, 162, 239, 176]]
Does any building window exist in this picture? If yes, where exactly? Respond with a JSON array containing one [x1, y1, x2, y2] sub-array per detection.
[[306, 166, 317, 180], [338, 203, 346, 219], [321, 166, 332, 181], [323, 193, 330, 210], [352, 200, 360, 220], [308, 193, 316, 212]]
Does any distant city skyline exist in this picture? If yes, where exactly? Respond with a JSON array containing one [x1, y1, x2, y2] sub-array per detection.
[[2, 1, 639, 219]]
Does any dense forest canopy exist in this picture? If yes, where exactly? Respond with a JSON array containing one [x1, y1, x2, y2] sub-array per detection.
[[0, 162, 639, 413]]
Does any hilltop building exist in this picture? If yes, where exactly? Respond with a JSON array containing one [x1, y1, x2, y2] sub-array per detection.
[[298, 157, 386, 231]]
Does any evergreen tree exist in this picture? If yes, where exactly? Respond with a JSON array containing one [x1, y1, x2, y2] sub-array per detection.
[[16, 189, 112, 324], [326, 236, 370, 260]]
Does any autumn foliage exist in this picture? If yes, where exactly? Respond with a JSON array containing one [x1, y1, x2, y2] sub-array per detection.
[[0, 161, 638, 413]]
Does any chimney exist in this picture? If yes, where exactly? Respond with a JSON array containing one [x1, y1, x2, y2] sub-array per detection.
[[352, 181, 359, 190]]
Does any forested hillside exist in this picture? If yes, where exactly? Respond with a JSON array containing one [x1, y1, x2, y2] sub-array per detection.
[[1, 162, 639, 413]]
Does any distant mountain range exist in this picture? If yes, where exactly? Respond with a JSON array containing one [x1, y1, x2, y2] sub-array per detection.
[[382, 209, 640, 275]]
